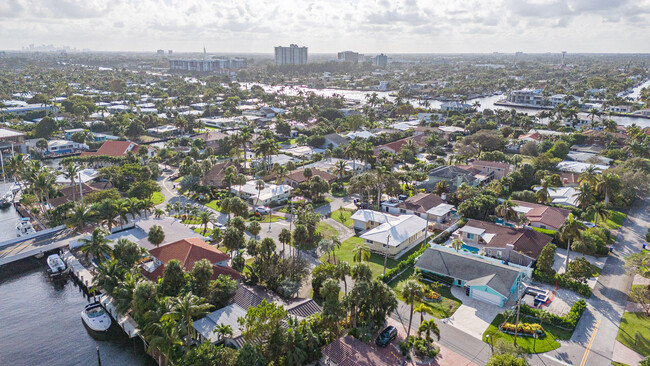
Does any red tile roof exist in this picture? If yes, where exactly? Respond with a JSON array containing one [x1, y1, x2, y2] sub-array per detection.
[[512, 200, 570, 230], [286, 168, 337, 184], [80, 140, 139, 157], [144, 238, 240, 281]]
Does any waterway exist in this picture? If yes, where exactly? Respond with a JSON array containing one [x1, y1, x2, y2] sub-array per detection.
[[0, 259, 154, 366], [243, 79, 650, 128]]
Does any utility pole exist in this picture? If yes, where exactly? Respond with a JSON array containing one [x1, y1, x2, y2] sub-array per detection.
[[78, 171, 84, 205], [383, 234, 390, 276], [513, 275, 522, 346]]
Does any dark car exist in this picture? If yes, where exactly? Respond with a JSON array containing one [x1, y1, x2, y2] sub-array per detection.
[[375, 326, 397, 347]]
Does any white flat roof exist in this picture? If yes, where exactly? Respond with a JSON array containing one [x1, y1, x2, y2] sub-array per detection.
[[360, 214, 427, 245], [0, 128, 25, 139], [426, 203, 454, 216], [459, 226, 485, 235]]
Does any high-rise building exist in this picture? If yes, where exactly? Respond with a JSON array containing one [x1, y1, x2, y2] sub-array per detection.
[[169, 58, 247, 72], [275, 44, 308, 65], [338, 51, 361, 63], [561, 51, 567, 67], [168, 50, 173, 55], [156, 49, 165, 56], [374, 53, 388, 68]]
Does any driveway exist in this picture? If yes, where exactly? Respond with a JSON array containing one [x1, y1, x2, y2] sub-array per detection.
[[440, 286, 503, 340]]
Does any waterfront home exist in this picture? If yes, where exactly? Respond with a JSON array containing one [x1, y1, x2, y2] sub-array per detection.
[[509, 200, 570, 231], [608, 105, 632, 113], [0, 128, 27, 153], [564, 112, 601, 128], [48, 182, 112, 208], [45, 139, 89, 155], [455, 219, 553, 266], [507, 89, 543, 106], [440, 101, 472, 112], [350, 209, 401, 231], [230, 180, 292, 206], [80, 140, 142, 158], [359, 214, 427, 259], [380, 193, 456, 230], [193, 286, 320, 348], [141, 238, 241, 282], [416, 246, 526, 307]]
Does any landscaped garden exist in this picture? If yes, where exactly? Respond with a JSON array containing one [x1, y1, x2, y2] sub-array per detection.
[[583, 209, 627, 230], [482, 314, 566, 353], [315, 222, 338, 239], [150, 191, 165, 205], [616, 312, 650, 356], [392, 275, 462, 319]]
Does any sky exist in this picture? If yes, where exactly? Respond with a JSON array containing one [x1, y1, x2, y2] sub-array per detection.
[[1, 0, 649, 54]]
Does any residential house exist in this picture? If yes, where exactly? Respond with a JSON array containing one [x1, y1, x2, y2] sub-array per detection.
[[0, 128, 27, 153], [510, 200, 570, 231], [608, 105, 632, 113], [534, 186, 580, 207], [556, 161, 609, 173], [80, 140, 141, 158], [456, 219, 553, 266], [583, 130, 627, 147], [373, 135, 425, 156], [469, 160, 513, 180], [360, 214, 427, 259], [321, 133, 349, 149], [283, 168, 337, 188], [302, 157, 370, 175], [48, 182, 112, 208], [191, 131, 229, 152], [440, 101, 472, 112], [381, 193, 456, 230], [193, 286, 321, 348], [141, 238, 241, 282], [200, 161, 234, 188], [147, 125, 179, 136], [46, 139, 89, 155], [518, 132, 542, 144], [350, 209, 401, 231], [231, 180, 292, 206], [416, 246, 526, 306], [564, 112, 601, 128], [424, 165, 479, 192]]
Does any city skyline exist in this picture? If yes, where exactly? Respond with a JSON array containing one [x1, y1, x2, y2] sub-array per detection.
[[1, 0, 649, 54]]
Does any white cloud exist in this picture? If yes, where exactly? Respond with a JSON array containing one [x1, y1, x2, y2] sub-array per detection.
[[0, 0, 648, 53]]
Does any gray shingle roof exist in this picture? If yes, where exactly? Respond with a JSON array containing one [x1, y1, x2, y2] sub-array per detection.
[[415, 247, 523, 297]]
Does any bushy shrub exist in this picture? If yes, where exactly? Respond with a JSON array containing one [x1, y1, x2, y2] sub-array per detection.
[[379, 245, 428, 282], [533, 270, 592, 297], [520, 299, 587, 329]]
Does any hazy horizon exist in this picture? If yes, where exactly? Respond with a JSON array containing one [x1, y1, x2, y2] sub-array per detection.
[[1, 0, 649, 54]]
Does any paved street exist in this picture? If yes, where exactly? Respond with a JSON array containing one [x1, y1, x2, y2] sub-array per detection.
[[538, 198, 649, 366]]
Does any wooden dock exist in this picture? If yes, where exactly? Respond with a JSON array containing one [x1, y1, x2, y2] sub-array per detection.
[[0, 226, 72, 266]]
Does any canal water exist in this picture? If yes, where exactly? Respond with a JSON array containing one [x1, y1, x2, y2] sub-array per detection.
[[0, 259, 154, 366]]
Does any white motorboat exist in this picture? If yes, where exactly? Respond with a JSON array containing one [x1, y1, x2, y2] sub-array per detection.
[[81, 302, 112, 332], [16, 217, 36, 237], [46, 254, 69, 275]]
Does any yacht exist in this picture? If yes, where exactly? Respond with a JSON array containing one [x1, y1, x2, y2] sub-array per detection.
[[81, 302, 112, 333], [16, 217, 36, 237], [46, 254, 69, 276]]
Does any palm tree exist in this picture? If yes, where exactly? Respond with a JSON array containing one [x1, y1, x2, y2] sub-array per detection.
[[345, 139, 359, 173], [62, 162, 80, 201], [496, 199, 518, 224], [576, 182, 596, 209], [31, 170, 56, 221], [274, 164, 288, 185], [330, 235, 342, 263], [79, 228, 112, 264], [154, 208, 165, 218], [95, 199, 119, 231], [336, 260, 351, 295], [536, 178, 555, 204], [374, 166, 391, 209], [352, 244, 370, 263], [255, 179, 265, 209], [579, 165, 599, 186], [212, 323, 233, 343], [163, 292, 213, 347], [451, 238, 463, 252], [66, 204, 94, 233], [334, 160, 349, 182], [414, 302, 433, 324], [560, 214, 585, 272], [197, 210, 215, 236], [402, 279, 424, 342], [596, 173, 622, 205], [588, 201, 610, 226], [418, 319, 440, 342], [278, 227, 292, 254], [145, 319, 182, 366]]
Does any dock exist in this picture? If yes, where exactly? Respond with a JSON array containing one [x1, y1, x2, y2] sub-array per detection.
[[0, 226, 74, 266], [61, 249, 96, 291]]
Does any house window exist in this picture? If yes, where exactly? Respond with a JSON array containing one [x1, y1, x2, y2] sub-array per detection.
[[457, 279, 462, 285], [497, 250, 502, 258], [467, 233, 474, 239], [540, 225, 546, 229], [400, 209, 406, 214]]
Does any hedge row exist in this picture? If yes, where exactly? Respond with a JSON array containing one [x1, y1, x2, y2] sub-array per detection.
[[520, 299, 587, 330], [379, 245, 428, 283], [533, 269, 592, 297]]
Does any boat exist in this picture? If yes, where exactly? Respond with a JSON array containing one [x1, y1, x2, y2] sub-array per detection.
[[47, 254, 69, 275], [16, 217, 36, 237], [81, 302, 112, 333]]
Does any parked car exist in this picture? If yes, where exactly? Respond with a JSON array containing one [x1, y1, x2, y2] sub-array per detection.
[[213, 222, 226, 231], [255, 206, 271, 214], [582, 221, 596, 228], [375, 326, 397, 347]]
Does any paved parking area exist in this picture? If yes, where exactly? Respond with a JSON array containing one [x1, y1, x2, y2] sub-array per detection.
[[439, 286, 502, 340]]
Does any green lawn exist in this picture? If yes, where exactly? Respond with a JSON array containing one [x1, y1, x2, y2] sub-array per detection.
[[331, 208, 354, 229], [629, 285, 647, 302], [193, 227, 213, 236], [205, 200, 229, 214], [173, 177, 183, 183], [312, 197, 333, 209], [331, 189, 348, 198], [616, 312, 650, 356], [316, 222, 338, 239], [482, 314, 565, 354], [321, 236, 424, 279], [151, 192, 165, 205], [584, 210, 627, 230], [392, 276, 462, 319]]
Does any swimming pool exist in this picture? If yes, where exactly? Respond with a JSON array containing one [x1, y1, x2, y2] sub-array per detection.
[[461, 244, 479, 253]]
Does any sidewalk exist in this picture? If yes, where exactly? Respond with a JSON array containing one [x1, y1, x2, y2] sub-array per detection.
[[612, 340, 645, 366]]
